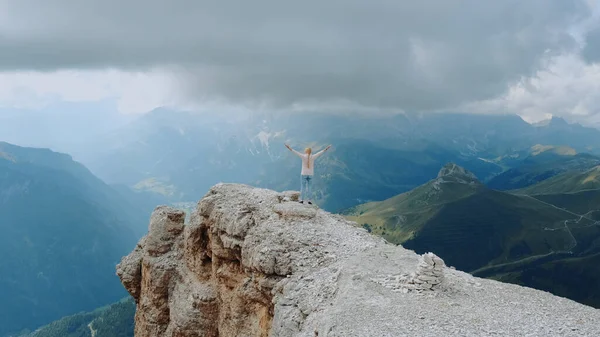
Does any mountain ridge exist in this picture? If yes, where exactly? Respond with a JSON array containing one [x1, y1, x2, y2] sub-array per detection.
[[487, 145, 600, 191], [76, 111, 600, 212], [0, 142, 147, 336], [514, 164, 600, 195]]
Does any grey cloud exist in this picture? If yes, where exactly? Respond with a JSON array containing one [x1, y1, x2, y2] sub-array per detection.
[[0, 0, 591, 111], [583, 25, 600, 63]]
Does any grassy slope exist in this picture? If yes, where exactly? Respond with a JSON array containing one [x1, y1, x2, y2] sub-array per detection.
[[484, 169, 600, 308], [347, 184, 588, 272], [487, 146, 600, 191], [514, 166, 600, 195], [529, 189, 600, 220], [491, 252, 600, 308], [344, 179, 481, 243], [402, 190, 587, 271], [346, 164, 600, 308]]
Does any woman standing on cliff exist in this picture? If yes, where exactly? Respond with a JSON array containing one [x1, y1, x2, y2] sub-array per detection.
[[285, 143, 332, 204]]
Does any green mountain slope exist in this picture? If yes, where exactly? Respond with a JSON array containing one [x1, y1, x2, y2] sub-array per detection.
[[487, 145, 600, 191], [345, 163, 585, 270], [529, 189, 600, 220], [18, 298, 135, 337], [492, 174, 600, 308], [490, 252, 600, 308], [0, 142, 145, 337], [345, 163, 600, 307], [344, 163, 483, 241], [514, 165, 600, 195]]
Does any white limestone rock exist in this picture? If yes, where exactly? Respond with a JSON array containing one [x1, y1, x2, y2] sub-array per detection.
[[118, 183, 600, 337]]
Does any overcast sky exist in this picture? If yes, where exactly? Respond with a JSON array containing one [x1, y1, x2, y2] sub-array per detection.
[[1, 0, 599, 125]]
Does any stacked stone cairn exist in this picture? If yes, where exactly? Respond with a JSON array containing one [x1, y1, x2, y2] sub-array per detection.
[[405, 252, 446, 291], [372, 252, 446, 293]]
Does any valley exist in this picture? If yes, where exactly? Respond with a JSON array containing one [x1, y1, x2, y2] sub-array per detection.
[[0, 142, 148, 336], [71, 111, 600, 213], [7, 112, 600, 336], [5, 2, 600, 334]]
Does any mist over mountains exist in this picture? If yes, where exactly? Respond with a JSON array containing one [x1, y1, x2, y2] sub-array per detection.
[[5, 110, 600, 336], [0, 103, 135, 154], [0, 142, 150, 336], [54, 109, 600, 212], [3, 0, 600, 335]]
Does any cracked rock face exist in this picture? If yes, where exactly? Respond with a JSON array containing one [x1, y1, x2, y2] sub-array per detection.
[[117, 184, 600, 337]]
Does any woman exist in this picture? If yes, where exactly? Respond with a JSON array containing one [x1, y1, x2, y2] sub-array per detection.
[[285, 143, 332, 204]]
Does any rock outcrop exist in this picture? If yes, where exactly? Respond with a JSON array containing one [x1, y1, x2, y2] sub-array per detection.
[[436, 162, 480, 185], [117, 183, 600, 337]]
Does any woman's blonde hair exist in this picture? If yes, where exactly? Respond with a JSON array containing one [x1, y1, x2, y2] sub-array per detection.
[[305, 148, 312, 168]]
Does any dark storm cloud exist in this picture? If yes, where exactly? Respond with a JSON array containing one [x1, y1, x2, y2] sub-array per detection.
[[0, 0, 591, 110]]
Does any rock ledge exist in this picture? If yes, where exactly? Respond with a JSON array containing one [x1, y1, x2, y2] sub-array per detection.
[[117, 183, 600, 337]]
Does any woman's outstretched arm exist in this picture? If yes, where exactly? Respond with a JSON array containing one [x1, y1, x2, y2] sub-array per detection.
[[313, 145, 332, 159], [285, 143, 304, 157]]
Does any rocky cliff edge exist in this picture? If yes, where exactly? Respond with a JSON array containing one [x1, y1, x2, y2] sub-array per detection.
[[117, 183, 600, 337]]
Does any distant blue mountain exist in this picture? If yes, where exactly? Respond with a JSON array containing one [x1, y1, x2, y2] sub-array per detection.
[[0, 142, 149, 337], [79, 111, 600, 211]]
